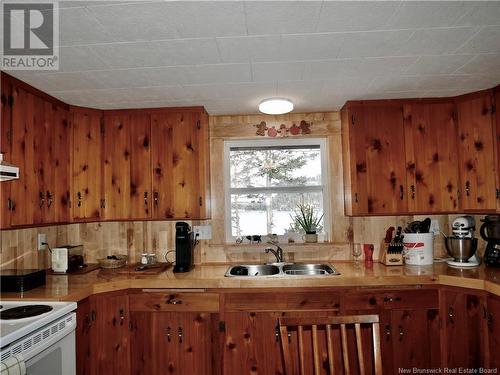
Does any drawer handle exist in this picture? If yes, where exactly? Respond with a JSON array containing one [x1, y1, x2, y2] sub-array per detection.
[[178, 327, 183, 343], [448, 306, 454, 318], [398, 325, 404, 340], [165, 326, 171, 342], [166, 297, 183, 305], [383, 296, 401, 303], [385, 325, 391, 337]]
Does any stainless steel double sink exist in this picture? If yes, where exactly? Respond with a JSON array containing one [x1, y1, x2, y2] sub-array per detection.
[[224, 263, 339, 277]]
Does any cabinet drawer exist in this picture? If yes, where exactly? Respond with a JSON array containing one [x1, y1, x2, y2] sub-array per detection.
[[130, 292, 219, 312], [224, 291, 341, 312], [345, 289, 438, 311]]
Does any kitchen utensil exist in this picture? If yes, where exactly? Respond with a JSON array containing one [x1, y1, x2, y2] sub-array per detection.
[[384, 227, 395, 243], [420, 218, 432, 233], [394, 226, 403, 242], [445, 237, 478, 262], [405, 221, 421, 233]]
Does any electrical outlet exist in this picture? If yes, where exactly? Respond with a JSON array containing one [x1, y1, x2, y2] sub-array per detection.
[[430, 220, 440, 236], [38, 233, 47, 250], [193, 225, 212, 240]]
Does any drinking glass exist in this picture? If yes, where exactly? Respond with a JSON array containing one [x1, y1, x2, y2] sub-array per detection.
[[352, 243, 362, 263]]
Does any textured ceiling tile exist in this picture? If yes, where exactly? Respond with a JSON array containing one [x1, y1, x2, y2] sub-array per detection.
[[251, 62, 306, 82], [244, 1, 322, 35], [216, 35, 281, 63], [152, 39, 221, 66], [369, 76, 422, 93], [89, 42, 165, 69], [56, 7, 117, 46], [403, 54, 475, 75], [280, 33, 345, 61], [58, 46, 109, 72], [89, 1, 247, 42], [454, 2, 500, 27], [336, 30, 414, 58], [316, 1, 399, 32], [397, 27, 478, 56], [457, 53, 500, 74], [457, 26, 500, 54], [385, 1, 474, 29]]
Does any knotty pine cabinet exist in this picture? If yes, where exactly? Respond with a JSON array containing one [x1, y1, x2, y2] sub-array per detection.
[[76, 292, 130, 375], [456, 91, 497, 212], [403, 101, 460, 213], [342, 90, 499, 216], [0, 77, 13, 228], [71, 108, 104, 221], [341, 103, 407, 215], [102, 113, 151, 220], [486, 293, 500, 369], [495, 89, 500, 212], [439, 288, 488, 369], [2, 82, 71, 227], [129, 290, 218, 375], [151, 109, 210, 220]]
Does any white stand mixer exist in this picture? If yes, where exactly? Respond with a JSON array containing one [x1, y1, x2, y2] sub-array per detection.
[[445, 216, 480, 268]]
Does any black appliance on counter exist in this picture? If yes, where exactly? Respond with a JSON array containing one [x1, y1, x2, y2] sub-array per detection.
[[481, 215, 500, 267], [0, 269, 46, 292], [173, 222, 195, 273]]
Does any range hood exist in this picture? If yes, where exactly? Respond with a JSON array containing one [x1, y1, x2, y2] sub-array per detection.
[[0, 153, 19, 182]]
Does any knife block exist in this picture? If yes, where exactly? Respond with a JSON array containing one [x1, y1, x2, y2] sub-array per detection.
[[380, 242, 404, 266]]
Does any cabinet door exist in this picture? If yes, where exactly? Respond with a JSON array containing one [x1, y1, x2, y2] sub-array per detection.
[[71, 110, 103, 220], [0, 78, 12, 229], [10, 86, 38, 226], [404, 102, 460, 213], [76, 298, 93, 375], [487, 294, 500, 369], [223, 312, 283, 375], [151, 112, 204, 219], [390, 308, 440, 371], [457, 92, 497, 211], [52, 106, 71, 222], [131, 312, 213, 375], [92, 293, 130, 375], [343, 104, 407, 215], [441, 290, 486, 368], [496, 90, 500, 212], [103, 113, 151, 220]]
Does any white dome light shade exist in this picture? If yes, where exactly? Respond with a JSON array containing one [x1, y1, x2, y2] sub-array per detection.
[[258, 98, 294, 115]]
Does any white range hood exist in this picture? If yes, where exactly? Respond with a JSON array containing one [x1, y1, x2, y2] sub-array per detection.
[[0, 153, 19, 181]]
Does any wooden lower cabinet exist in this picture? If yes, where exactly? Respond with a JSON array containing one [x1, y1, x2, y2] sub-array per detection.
[[440, 288, 488, 369], [130, 311, 216, 375], [76, 287, 497, 375], [487, 293, 500, 369], [76, 292, 130, 375]]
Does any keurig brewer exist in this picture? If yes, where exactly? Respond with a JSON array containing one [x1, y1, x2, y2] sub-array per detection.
[[173, 222, 195, 273]]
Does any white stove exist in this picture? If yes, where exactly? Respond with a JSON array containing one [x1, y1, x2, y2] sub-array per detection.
[[0, 300, 77, 375]]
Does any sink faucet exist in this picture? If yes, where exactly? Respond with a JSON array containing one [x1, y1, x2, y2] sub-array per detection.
[[265, 241, 284, 263]]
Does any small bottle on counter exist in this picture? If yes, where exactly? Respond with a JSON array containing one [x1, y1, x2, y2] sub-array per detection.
[[141, 253, 148, 265]]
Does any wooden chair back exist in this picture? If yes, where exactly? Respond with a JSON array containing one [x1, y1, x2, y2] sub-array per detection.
[[278, 314, 382, 375]]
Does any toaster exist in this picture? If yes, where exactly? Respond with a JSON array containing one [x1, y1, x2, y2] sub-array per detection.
[[51, 245, 84, 273]]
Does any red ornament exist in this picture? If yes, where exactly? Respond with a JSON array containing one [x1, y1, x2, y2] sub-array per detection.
[[289, 123, 300, 135], [267, 127, 277, 137]]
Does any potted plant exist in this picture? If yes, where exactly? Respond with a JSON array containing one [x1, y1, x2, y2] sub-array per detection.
[[290, 204, 324, 243]]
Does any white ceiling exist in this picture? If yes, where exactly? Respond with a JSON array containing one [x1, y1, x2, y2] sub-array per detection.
[[3, 1, 500, 114]]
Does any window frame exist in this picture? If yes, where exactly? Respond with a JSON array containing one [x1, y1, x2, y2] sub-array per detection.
[[223, 137, 330, 243]]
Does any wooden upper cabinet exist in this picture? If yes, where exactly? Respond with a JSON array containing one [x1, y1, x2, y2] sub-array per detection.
[[403, 102, 460, 213], [496, 89, 500, 212], [341, 103, 407, 215], [52, 106, 71, 223], [151, 109, 209, 219], [456, 91, 497, 211], [0, 78, 12, 229], [71, 108, 103, 221], [102, 113, 151, 220]]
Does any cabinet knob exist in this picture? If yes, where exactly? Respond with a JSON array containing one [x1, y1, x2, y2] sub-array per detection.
[[77, 192, 82, 207], [165, 326, 171, 342], [398, 325, 404, 340], [153, 192, 159, 207], [410, 185, 415, 200], [166, 295, 182, 305], [399, 185, 404, 200], [385, 325, 391, 337], [448, 306, 454, 318], [178, 327, 183, 343], [144, 192, 148, 207], [465, 181, 470, 197], [383, 296, 401, 303]]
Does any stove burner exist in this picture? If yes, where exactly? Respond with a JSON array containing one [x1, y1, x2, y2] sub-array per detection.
[[0, 305, 53, 320]]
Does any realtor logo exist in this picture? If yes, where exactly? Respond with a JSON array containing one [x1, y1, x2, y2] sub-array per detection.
[[1, 2, 59, 70]]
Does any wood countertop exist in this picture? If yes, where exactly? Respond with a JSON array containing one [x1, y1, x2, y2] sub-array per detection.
[[1, 262, 500, 302]]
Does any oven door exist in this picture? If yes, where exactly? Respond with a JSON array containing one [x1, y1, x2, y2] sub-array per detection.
[[25, 330, 75, 375]]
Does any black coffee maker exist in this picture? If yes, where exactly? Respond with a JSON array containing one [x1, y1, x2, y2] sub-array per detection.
[[173, 222, 195, 273], [481, 215, 500, 267]]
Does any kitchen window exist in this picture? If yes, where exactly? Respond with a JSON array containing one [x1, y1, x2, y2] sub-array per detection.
[[224, 138, 329, 243]]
